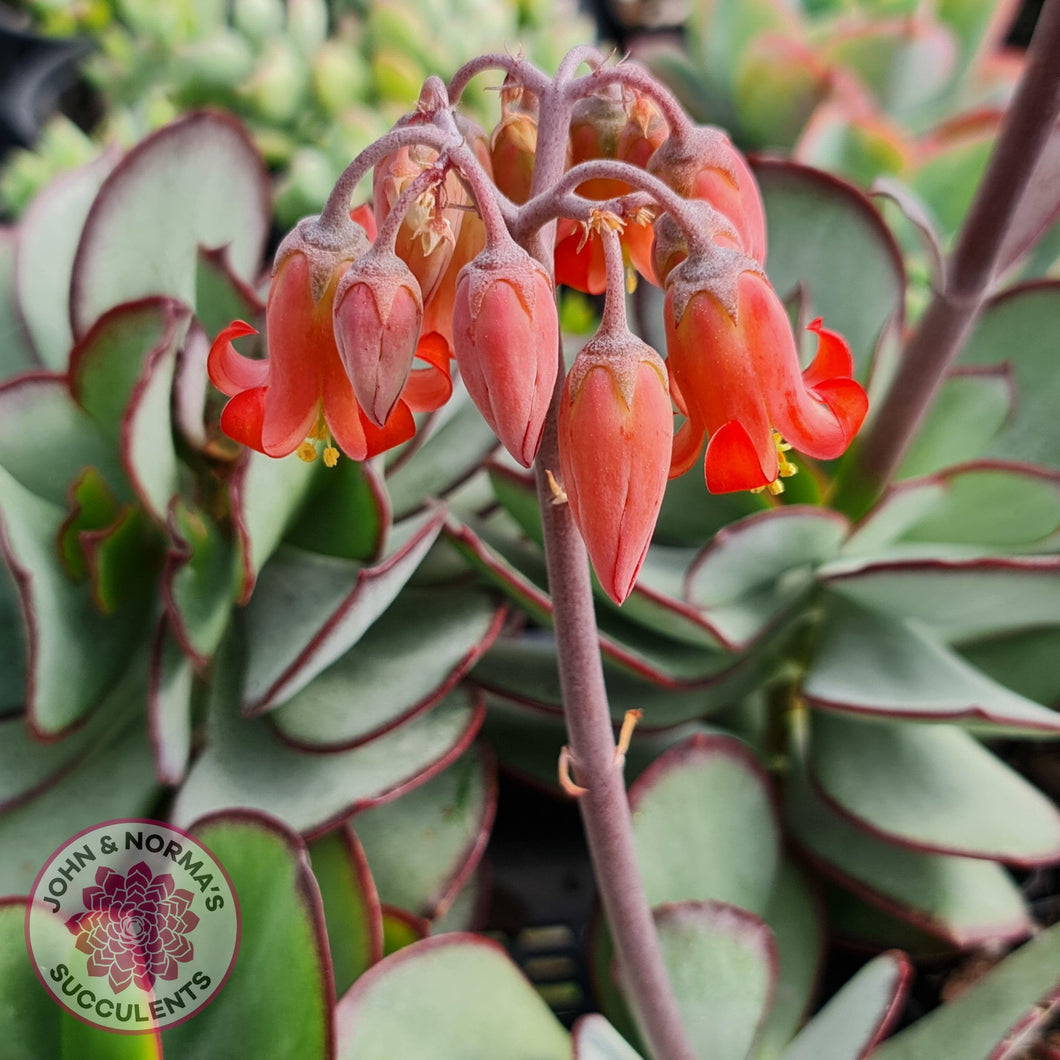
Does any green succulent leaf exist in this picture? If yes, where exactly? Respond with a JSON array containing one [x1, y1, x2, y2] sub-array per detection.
[[170, 634, 483, 835], [0, 463, 151, 735], [0, 708, 158, 895], [808, 712, 1060, 864], [240, 508, 445, 715], [778, 951, 910, 1060], [270, 584, 502, 749], [0, 898, 162, 1059], [804, 597, 1060, 735], [652, 901, 777, 1060], [572, 1014, 645, 1059], [147, 617, 197, 785], [751, 863, 825, 1060], [629, 733, 780, 914], [351, 745, 495, 920], [161, 813, 332, 1060], [164, 500, 241, 663], [14, 149, 118, 370], [754, 158, 905, 376], [0, 230, 38, 377], [897, 369, 1014, 479], [0, 374, 127, 507], [193, 247, 263, 345], [654, 460, 769, 546], [230, 447, 317, 602], [871, 921, 1060, 1060], [911, 131, 992, 239], [685, 507, 848, 650], [821, 557, 1060, 643], [307, 828, 383, 996], [959, 625, 1060, 707], [70, 112, 270, 338], [785, 763, 1031, 947], [895, 464, 1060, 547], [333, 934, 570, 1059], [385, 387, 499, 520], [958, 282, 1060, 469]]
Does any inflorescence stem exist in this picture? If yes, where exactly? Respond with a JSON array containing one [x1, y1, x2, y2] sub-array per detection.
[[834, 0, 1060, 517], [525, 53, 698, 1060]]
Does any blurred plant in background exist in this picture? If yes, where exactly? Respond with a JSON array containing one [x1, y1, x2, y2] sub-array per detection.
[[1, 0, 594, 223]]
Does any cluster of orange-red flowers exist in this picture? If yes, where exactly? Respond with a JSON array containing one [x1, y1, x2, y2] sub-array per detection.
[[208, 59, 867, 603]]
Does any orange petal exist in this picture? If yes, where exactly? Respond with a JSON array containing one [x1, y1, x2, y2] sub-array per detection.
[[403, 331, 454, 412], [207, 321, 268, 397], [219, 387, 267, 453], [704, 419, 774, 494], [802, 318, 855, 388]]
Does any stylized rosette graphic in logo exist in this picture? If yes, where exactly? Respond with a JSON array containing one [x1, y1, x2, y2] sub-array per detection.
[[64, 861, 200, 993]]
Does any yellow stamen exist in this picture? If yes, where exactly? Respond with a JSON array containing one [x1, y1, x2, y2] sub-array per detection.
[[323, 446, 339, 468], [296, 441, 317, 463]]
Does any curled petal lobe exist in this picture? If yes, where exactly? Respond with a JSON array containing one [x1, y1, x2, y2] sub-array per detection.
[[704, 420, 772, 493], [207, 320, 267, 396], [218, 386, 267, 453]]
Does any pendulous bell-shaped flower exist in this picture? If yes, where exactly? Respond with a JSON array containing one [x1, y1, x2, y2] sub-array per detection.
[[664, 249, 868, 494], [451, 237, 559, 468], [558, 330, 673, 604], [208, 215, 450, 465]]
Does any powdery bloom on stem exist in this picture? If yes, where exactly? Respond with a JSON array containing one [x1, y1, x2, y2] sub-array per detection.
[[451, 240, 559, 468], [558, 333, 673, 604], [665, 254, 868, 494]]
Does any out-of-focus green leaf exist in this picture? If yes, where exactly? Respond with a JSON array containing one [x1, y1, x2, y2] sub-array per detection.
[[821, 557, 1060, 643], [958, 283, 1060, 469], [193, 246, 263, 342], [752, 864, 824, 1060], [654, 459, 769, 546], [809, 712, 1060, 864], [785, 764, 1031, 947], [147, 617, 196, 785], [959, 626, 1060, 707], [912, 131, 992, 238], [283, 457, 387, 562], [307, 828, 383, 996], [778, 951, 910, 1060], [270, 585, 501, 748], [0, 714, 158, 895], [0, 374, 126, 506], [0, 464, 150, 735], [804, 597, 1060, 734], [897, 370, 1014, 478], [240, 508, 444, 715], [333, 935, 570, 1059], [352, 746, 494, 919], [653, 901, 777, 1060], [0, 898, 162, 1059], [15, 150, 118, 369], [572, 1014, 645, 1059], [70, 112, 270, 337], [161, 813, 331, 1060], [629, 734, 780, 914], [171, 635, 483, 835], [0, 230, 38, 376], [872, 921, 1060, 1060], [754, 158, 905, 375]]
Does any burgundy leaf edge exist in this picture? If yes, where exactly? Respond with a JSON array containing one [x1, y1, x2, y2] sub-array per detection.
[[69, 110, 271, 341]]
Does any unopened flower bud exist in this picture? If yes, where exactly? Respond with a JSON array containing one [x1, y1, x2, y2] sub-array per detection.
[[558, 332, 672, 604], [491, 111, 539, 205], [452, 242, 559, 467], [334, 250, 424, 427]]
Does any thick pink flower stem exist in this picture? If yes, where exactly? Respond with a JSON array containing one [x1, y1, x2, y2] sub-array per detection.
[[526, 61, 698, 1060], [834, 0, 1060, 518]]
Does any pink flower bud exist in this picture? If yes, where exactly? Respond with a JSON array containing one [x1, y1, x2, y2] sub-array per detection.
[[558, 332, 673, 604], [333, 250, 424, 428], [452, 243, 559, 467]]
